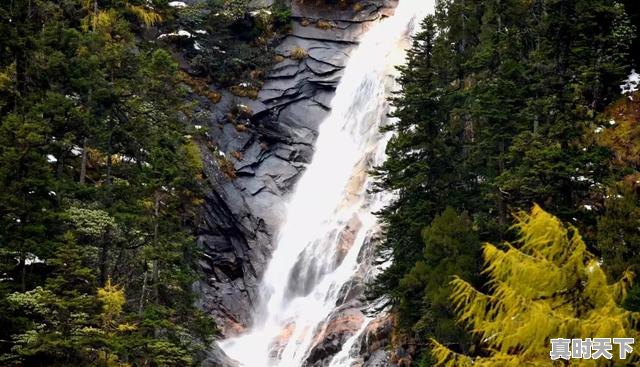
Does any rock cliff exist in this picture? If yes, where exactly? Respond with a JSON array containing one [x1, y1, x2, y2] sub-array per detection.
[[195, 0, 398, 338]]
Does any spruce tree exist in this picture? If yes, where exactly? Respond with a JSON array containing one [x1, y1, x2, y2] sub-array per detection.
[[397, 208, 480, 357]]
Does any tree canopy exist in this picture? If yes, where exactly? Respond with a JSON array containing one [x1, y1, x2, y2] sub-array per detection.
[[370, 0, 640, 363], [433, 205, 639, 366], [0, 0, 216, 365]]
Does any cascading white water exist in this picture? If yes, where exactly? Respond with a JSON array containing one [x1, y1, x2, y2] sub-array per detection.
[[222, 1, 434, 365]]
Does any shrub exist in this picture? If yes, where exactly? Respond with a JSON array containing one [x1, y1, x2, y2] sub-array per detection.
[[316, 19, 334, 30], [230, 104, 253, 119], [229, 84, 260, 99], [216, 155, 237, 179], [179, 72, 222, 104], [249, 69, 264, 80], [272, 5, 292, 29], [290, 46, 307, 60], [231, 151, 243, 160]]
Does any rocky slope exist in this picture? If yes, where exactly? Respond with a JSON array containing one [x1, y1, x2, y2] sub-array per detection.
[[194, 0, 398, 338]]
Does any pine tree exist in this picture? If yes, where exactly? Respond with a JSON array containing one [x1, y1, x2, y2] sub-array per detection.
[[432, 205, 639, 366]]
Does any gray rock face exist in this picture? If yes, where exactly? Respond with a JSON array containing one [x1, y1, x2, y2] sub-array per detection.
[[201, 344, 239, 367], [195, 0, 398, 339], [248, 0, 275, 9]]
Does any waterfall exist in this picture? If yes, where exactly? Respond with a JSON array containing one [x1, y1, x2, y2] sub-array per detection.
[[222, 1, 434, 365]]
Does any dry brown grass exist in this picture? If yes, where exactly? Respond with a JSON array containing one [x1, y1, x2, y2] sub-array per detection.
[[290, 46, 308, 60], [229, 85, 260, 99], [300, 18, 310, 27], [249, 69, 265, 80], [231, 151, 244, 161], [180, 72, 222, 104], [274, 54, 286, 63], [217, 156, 237, 179], [316, 19, 334, 30]]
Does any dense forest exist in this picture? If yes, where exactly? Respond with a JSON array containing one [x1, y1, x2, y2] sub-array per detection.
[[370, 0, 640, 365], [2, 0, 640, 366], [0, 0, 291, 365]]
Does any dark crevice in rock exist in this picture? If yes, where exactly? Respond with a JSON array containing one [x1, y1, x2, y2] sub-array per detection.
[[288, 34, 359, 45]]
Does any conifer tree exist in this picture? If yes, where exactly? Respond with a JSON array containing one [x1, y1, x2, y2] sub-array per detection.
[[432, 205, 639, 366], [396, 208, 480, 360], [0, 0, 216, 364], [370, 1, 637, 354]]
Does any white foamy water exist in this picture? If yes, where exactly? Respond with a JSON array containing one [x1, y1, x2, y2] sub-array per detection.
[[221, 1, 434, 365]]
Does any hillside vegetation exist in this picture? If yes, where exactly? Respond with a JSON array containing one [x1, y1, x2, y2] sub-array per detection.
[[370, 0, 640, 364], [0, 0, 283, 365]]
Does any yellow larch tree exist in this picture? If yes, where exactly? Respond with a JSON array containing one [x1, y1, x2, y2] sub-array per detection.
[[432, 205, 640, 366]]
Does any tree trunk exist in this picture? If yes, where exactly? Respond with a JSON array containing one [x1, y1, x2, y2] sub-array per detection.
[[139, 264, 148, 315], [152, 192, 160, 303], [15, 48, 26, 112], [80, 137, 88, 184], [19, 254, 26, 292], [106, 153, 112, 186], [497, 140, 507, 227], [99, 233, 108, 286], [56, 156, 64, 179]]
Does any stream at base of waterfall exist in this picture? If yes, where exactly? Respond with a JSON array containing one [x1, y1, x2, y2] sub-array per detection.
[[222, 1, 435, 365]]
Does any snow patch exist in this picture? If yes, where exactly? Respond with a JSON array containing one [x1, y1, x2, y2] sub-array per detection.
[[24, 254, 45, 266], [572, 175, 594, 183], [158, 29, 192, 39], [250, 9, 272, 17], [47, 154, 57, 163], [620, 69, 639, 94], [71, 145, 83, 156], [168, 1, 187, 7]]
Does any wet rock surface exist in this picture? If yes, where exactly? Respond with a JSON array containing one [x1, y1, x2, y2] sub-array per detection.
[[359, 314, 396, 367], [305, 306, 365, 366], [196, 0, 398, 338]]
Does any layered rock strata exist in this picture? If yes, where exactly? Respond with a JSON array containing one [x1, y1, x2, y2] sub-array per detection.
[[195, 0, 398, 337]]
